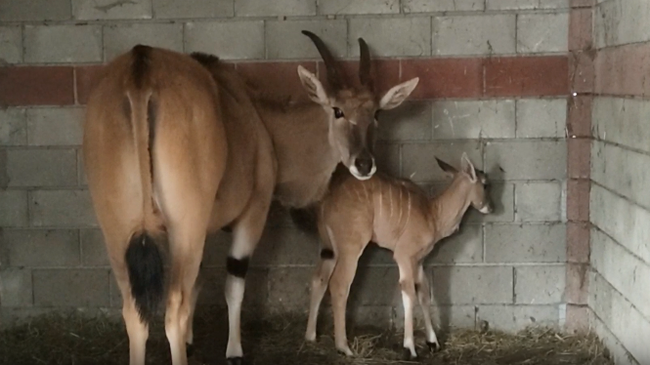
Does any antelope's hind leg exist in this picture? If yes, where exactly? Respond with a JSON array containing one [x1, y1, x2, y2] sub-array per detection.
[[327, 229, 368, 357], [90, 192, 153, 365], [84, 127, 155, 365], [416, 264, 440, 352], [107, 228, 152, 365], [184, 265, 203, 357], [224, 193, 274, 365], [305, 235, 337, 342]]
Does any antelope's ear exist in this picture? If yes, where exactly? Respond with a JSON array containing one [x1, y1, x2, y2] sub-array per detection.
[[298, 65, 329, 106], [378, 77, 419, 110], [435, 156, 457, 177], [460, 152, 477, 183]]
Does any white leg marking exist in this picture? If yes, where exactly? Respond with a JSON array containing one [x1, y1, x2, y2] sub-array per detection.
[[225, 276, 245, 358], [401, 291, 417, 358], [225, 228, 255, 360], [229, 230, 253, 259]]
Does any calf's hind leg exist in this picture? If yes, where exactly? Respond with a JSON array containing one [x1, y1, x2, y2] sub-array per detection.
[[305, 227, 338, 342], [327, 233, 368, 356], [416, 264, 440, 351]]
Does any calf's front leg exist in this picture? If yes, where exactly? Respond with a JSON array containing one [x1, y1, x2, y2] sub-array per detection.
[[329, 250, 363, 356]]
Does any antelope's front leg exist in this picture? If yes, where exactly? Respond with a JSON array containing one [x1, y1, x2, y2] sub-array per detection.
[[329, 251, 362, 356], [416, 264, 440, 352], [395, 256, 418, 359]]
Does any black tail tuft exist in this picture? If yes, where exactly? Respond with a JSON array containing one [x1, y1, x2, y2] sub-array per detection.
[[125, 233, 164, 324]]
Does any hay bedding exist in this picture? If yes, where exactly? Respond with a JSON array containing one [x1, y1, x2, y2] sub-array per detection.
[[0, 308, 613, 365]]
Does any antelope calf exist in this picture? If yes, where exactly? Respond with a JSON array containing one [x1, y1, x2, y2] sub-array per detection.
[[305, 153, 493, 359]]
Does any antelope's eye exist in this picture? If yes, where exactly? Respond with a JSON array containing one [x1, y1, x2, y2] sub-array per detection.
[[333, 107, 344, 119]]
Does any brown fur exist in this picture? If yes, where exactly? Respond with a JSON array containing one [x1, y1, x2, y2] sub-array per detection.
[[304, 153, 493, 359], [185, 31, 420, 364], [83, 30, 421, 365], [83, 45, 275, 365]]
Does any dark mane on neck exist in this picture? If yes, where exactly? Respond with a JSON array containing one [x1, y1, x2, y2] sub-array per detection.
[[241, 77, 310, 112], [189, 52, 220, 67], [190, 51, 310, 111]]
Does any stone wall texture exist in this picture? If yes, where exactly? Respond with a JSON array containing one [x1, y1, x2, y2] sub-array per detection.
[[1, 0, 581, 339]]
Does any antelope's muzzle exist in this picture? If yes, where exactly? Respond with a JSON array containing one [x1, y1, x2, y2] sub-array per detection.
[[350, 151, 376, 180]]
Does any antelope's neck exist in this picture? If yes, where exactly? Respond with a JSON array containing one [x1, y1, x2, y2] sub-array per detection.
[[430, 179, 471, 239], [257, 103, 340, 207]]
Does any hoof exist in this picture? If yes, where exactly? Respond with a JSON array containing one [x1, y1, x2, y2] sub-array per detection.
[[401, 348, 417, 361], [427, 341, 441, 353], [186, 344, 195, 358], [305, 333, 317, 342], [226, 357, 244, 365], [480, 320, 490, 333], [336, 347, 354, 357]]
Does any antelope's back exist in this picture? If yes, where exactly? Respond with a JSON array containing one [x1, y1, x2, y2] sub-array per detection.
[[82, 46, 229, 218]]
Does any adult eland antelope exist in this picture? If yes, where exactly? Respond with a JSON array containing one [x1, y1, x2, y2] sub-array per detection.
[[189, 30, 420, 364], [305, 153, 493, 359], [83, 44, 276, 365]]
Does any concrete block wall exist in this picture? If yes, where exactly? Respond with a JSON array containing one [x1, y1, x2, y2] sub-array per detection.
[[586, 0, 650, 364], [1, 0, 572, 333]]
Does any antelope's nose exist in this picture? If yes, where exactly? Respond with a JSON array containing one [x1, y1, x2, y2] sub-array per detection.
[[354, 157, 373, 176]]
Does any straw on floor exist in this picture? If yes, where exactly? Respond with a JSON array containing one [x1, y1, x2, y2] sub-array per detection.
[[0, 308, 613, 365]]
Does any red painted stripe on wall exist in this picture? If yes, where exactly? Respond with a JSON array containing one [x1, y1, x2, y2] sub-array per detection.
[[401, 58, 483, 99], [0, 66, 74, 106], [485, 56, 569, 97], [0, 56, 569, 107]]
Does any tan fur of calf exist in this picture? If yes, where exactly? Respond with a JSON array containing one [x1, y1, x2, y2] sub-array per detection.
[[305, 153, 493, 359]]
